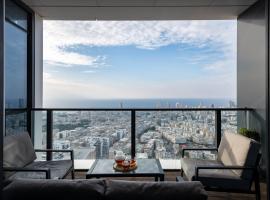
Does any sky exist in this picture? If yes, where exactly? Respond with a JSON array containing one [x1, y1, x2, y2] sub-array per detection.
[[43, 20, 237, 106]]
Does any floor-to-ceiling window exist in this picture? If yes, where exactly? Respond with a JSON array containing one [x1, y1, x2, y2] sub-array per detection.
[[42, 20, 238, 164], [5, 0, 32, 135]]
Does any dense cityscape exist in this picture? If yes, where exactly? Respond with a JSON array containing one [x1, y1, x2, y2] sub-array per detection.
[[5, 99, 239, 160], [30, 101, 238, 161]]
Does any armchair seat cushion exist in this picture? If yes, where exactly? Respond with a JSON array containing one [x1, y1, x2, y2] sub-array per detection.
[[181, 158, 251, 190], [181, 158, 233, 180], [9, 160, 72, 180]]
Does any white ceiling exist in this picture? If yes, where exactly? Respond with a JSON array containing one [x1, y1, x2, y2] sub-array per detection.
[[22, 0, 259, 20]]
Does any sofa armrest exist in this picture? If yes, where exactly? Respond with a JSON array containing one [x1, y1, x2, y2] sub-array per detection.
[[195, 165, 256, 180], [182, 148, 218, 158], [3, 167, 51, 179], [35, 149, 74, 161]]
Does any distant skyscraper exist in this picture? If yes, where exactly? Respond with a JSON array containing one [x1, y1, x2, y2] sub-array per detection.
[[18, 98, 25, 108], [94, 138, 110, 159], [119, 101, 123, 108], [86, 147, 96, 159], [77, 111, 82, 119], [102, 138, 109, 159], [229, 100, 236, 108], [94, 140, 101, 159]]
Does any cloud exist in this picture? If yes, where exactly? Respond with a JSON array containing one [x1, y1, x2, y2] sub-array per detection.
[[43, 75, 120, 100], [44, 20, 236, 70], [203, 59, 236, 73], [82, 70, 97, 73], [45, 20, 236, 49], [43, 20, 237, 105], [43, 72, 52, 79], [44, 51, 100, 67], [43, 72, 235, 104]]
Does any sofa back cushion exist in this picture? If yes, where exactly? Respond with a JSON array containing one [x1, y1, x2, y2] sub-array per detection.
[[3, 179, 106, 200], [218, 132, 260, 178], [105, 180, 208, 200], [4, 132, 36, 168]]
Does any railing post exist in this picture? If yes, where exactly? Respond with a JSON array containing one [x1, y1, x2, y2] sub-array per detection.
[[131, 110, 136, 158], [215, 110, 222, 147], [27, 109, 32, 138], [246, 110, 250, 129], [0, 0, 4, 193], [46, 110, 53, 160]]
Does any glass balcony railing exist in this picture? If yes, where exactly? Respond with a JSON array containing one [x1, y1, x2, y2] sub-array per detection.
[[5, 107, 252, 169], [52, 111, 131, 160], [135, 111, 216, 160], [5, 110, 28, 136]]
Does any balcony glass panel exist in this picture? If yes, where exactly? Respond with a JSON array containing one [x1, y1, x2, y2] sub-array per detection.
[[221, 110, 248, 135], [135, 111, 216, 160], [34, 111, 47, 160], [52, 111, 131, 160], [221, 110, 237, 134], [5, 110, 27, 136]]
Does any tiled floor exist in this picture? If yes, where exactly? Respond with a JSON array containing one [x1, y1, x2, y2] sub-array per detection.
[[74, 171, 267, 200]]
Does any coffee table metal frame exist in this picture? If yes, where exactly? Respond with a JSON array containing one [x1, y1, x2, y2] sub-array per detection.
[[86, 159, 165, 181]]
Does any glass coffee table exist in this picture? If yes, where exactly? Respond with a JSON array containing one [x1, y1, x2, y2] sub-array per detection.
[[86, 159, 164, 181]]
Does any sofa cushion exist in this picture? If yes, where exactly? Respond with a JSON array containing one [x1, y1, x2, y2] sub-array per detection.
[[9, 160, 72, 179], [105, 180, 208, 200], [181, 158, 239, 181], [3, 179, 106, 200], [218, 132, 251, 176], [4, 132, 36, 168]]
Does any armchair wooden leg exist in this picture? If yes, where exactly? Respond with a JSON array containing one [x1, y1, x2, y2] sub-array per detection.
[[181, 169, 184, 177], [71, 169, 75, 179]]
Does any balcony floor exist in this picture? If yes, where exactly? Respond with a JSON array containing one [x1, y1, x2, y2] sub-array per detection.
[[74, 171, 267, 200]]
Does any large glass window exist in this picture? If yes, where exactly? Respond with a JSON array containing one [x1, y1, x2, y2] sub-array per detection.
[[43, 20, 237, 167], [5, 22, 27, 108], [5, 0, 31, 135], [5, 0, 28, 30]]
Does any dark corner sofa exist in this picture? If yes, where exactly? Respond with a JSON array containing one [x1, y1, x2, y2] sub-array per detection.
[[3, 179, 208, 200]]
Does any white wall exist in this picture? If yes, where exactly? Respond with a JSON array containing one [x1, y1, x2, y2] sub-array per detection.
[[34, 13, 43, 108], [33, 13, 44, 149]]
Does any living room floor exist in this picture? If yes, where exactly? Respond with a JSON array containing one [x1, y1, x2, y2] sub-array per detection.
[[74, 171, 267, 200]]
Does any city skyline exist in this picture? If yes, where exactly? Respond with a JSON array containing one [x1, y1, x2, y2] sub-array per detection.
[[34, 106, 238, 161], [43, 20, 237, 107]]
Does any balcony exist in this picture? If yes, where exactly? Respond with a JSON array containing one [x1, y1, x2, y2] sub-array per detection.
[[1, 0, 270, 199], [6, 107, 252, 170]]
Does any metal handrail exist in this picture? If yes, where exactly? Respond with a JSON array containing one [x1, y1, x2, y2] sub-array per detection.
[[5, 107, 253, 111]]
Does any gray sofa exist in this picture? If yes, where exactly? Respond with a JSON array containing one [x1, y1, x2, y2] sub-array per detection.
[[4, 132, 74, 179], [3, 179, 208, 200]]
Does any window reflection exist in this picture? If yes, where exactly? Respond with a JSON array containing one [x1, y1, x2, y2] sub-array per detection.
[[5, 0, 28, 30], [5, 22, 27, 108], [5, 0, 29, 135]]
